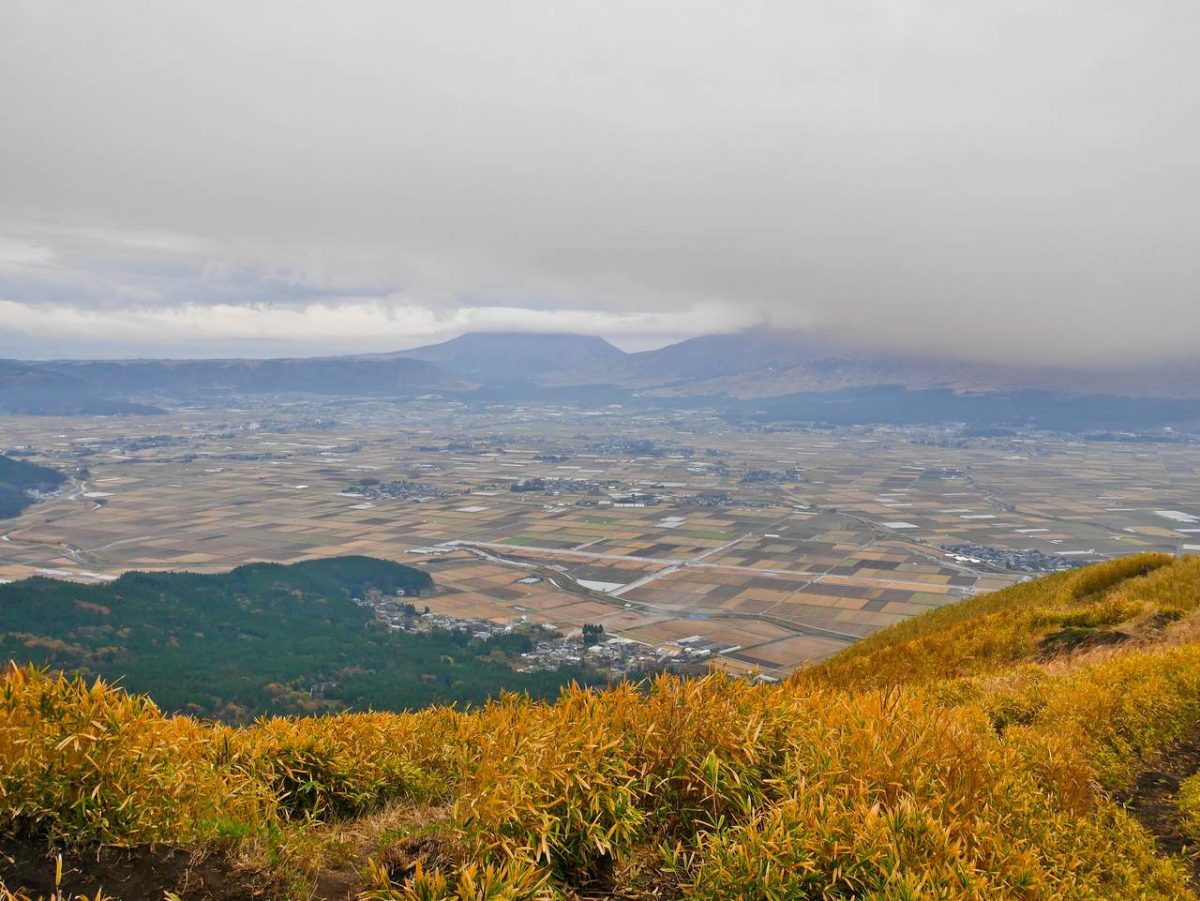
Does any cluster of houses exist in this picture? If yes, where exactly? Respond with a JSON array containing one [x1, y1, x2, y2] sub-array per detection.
[[361, 591, 713, 678]]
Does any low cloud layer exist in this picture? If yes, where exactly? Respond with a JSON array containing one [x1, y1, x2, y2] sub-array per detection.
[[2, 1, 1197, 363]]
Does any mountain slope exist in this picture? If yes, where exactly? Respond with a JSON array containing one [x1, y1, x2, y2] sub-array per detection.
[[0, 362, 163, 415], [0, 354, 458, 411], [5, 334, 617, 409], [41, 355, 455, 399], [542, 327, 828, 391], [554, 327, 1200, 400], [5, 553, 1200, 898], [398, 331, 626, 384]]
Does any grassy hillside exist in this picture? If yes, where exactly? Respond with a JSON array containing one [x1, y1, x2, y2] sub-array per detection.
[[0, 557, 600, 721], [5, 553, 1200, 898]]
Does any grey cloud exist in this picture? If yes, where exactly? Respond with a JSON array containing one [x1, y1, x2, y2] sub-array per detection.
[[1, 0, 1197, 362]]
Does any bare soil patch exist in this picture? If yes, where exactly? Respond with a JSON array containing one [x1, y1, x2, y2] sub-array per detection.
[[1123, 728, 1200, 893], [0, 837, 268, 900]]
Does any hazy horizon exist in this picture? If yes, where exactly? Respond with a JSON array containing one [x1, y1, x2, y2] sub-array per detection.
[[0, 325, 670, 361], [4, 2, 1198, 366]]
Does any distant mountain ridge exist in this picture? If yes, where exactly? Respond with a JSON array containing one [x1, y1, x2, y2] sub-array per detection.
[[44, 355, 453, 396], [5, 329, 1200, 428], [549, 327, 1200, 400], [0, 333, 622, 411], [0, 354, 456, 412], [395, 331, 626, 384], [0, 362, 164, 415]]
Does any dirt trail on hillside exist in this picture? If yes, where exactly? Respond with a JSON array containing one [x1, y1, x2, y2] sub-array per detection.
[[1124, 729, 1200, 893], [0, 838, 267, 900]]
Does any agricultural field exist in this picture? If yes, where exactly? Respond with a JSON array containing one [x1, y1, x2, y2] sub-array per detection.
[[3, 397, 1199, 677]]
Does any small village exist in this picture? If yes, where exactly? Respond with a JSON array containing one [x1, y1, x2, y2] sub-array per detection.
[[359, 590, 716, 679]]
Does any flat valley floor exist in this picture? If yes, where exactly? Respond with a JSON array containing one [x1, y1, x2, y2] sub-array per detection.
[[3, 398, 1199, 678]]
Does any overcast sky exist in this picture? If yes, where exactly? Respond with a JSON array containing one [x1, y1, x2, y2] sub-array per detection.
[[2, 1, 1197, 363]]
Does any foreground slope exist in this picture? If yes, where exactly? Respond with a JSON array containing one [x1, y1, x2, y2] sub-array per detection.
[[4, 554, 1200, 898]]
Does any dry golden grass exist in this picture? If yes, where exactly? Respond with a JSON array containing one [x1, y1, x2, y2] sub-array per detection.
[[1178, 774, 1200, 845], [6, 554, 1200, 897], [803, 552, 1187, 691]]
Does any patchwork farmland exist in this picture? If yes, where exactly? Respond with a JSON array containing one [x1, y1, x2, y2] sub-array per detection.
[[3, 397, 1198, 677]]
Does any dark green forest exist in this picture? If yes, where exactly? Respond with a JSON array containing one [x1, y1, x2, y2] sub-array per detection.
[[0, 454, 65, 519], [0, 555, 601, 721]]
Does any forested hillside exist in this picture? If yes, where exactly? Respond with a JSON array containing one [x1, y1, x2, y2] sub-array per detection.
[[0, 556, 598, 721], [0, 454, 65, 519]]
